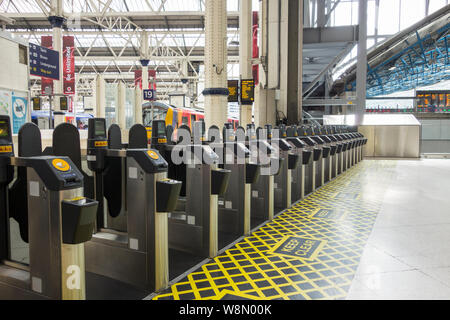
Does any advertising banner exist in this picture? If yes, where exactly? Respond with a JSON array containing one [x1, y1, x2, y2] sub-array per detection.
[[12, 93, 28, 134], [63, 36, 75, 95]]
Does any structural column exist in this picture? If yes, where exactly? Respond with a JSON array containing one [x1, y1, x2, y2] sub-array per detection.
[[117, 81, 126, 130], [355, 0, 367, 125], [203, 0, 229, 129], [95, 74, 106, 118], [279, 0, 303, 125], [239, 0, 253, 127], [49, 0, 65, 127], [254, 0, 276, 127]]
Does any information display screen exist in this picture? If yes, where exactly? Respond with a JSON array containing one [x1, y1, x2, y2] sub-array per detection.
[[95, 120, 106, 137], [417, 90, 450, 113], [240, 79, 255, 105], [228, 80, 239, 103], [0, 120, 10, 137], [32, 97, 41, 110]]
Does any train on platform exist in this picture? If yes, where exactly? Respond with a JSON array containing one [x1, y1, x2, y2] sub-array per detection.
[[31, 110, 94, 129], [142, 101, 239, 130]]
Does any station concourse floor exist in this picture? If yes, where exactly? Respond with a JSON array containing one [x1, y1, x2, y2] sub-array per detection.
[[150, 159, 450, 300]]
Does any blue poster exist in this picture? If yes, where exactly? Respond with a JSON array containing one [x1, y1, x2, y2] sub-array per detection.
[[12, 95, 28, 134]]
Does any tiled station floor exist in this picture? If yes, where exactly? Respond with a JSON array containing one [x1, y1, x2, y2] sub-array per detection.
[[150, 159, 450, 300]]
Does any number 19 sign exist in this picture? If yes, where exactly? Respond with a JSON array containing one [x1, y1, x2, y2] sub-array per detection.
[[143, 89, 156, 101]]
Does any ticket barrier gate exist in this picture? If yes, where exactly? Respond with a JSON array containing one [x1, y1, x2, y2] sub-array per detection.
[[285, 126, 307, 203], [311, 126, 331, 187], [0, 117, 97, 299], [152, 121, 231, 275], [245, 125, 277, 228], [205, 124, 260, 249], [51, 119, 181, 294], [296, 126, 318, 197], [262, 125, 300, 213], [321, 127, 341, 180]]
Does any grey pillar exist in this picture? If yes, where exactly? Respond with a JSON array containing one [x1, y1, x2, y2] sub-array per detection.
[[286, 0, 303, 124], [204, 0, 228, 129], [239, 0, 253, 126], [355, 0, 367, 126]]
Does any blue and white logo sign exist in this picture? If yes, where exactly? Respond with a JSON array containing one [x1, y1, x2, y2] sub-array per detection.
[[12, 95, 28, 134], [143, 89, 156, 101]]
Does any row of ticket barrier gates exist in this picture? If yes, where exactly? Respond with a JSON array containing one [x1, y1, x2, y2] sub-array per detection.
[[0, 115, 366, 299]]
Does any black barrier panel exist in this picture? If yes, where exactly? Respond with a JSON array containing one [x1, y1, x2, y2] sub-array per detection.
[[108, 124, 123, 150], [53, 123, 82, 170], [166, 125, 174, 144], [104, 125, 123, 218], [53, 122, 94, 199], [9, 123, 42, 243], [129, 124, 148, 149]]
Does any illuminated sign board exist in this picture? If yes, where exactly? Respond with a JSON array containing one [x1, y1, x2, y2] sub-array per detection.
[[240, 79, 255, 105]]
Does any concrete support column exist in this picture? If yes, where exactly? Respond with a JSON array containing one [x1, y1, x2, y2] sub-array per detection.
[[95, 74, 105, 118], [254, 0, 277, 127], [239, 0, 253, 127], [49, 0, 65, 127], [279, 0, 303, 125], [254, 86, 276, 127], [134, 87, 143, 125], [355, 0, 367, 126], [203, 0, 228, 129], [117, 81, 126, 130]]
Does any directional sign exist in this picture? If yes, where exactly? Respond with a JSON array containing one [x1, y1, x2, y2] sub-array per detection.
[[29, 43, 60, 80], [143, 89, 156, 101], [240, 79, 254, 105]]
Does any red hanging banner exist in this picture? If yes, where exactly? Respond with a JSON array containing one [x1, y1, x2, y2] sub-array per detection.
[[63, 36, 75, 95], [134, 69, 157, 90], [41, 36, 54, 94]]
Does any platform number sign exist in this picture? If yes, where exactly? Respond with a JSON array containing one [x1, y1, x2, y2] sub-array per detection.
[[143, 89, 156, 101]]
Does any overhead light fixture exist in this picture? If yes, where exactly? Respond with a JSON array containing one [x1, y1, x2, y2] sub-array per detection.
[[388, 66, 397, 71]]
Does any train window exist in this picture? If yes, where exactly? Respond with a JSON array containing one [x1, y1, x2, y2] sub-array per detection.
[[182, 116, 189, 125], [191, 115, 196, 124]]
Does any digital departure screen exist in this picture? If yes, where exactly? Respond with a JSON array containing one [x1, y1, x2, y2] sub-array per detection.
[[417, 90, 450, 113], [95, 120, 106, 137], [0, 120, 10, 138]]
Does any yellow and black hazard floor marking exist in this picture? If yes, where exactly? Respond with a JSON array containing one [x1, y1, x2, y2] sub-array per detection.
[[153, 160, 397, 300]]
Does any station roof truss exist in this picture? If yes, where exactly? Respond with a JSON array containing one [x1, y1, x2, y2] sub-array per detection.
[[332, 4, 450, 98], [0, 0, 241, 99]]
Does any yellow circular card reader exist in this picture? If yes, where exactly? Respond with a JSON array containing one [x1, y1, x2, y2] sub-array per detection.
[[147, 150, 159, 160], [52, 158, 71, 172]]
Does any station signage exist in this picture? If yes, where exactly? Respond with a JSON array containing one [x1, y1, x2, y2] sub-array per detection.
[[60, 96, 68, 111], [240, 79, 255, 105], [32, 97, 41, 111], [29, 43, 60, 80], [143, 89, 156, 101], [228, 80, 239, 103]]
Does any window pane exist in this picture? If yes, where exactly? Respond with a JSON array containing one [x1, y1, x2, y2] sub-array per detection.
[[378, 0, 400, 35], [400, 0, 425, 30], [428, 0, 448, 14]]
